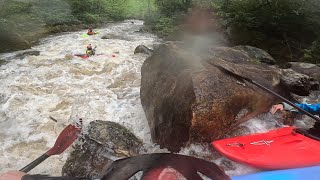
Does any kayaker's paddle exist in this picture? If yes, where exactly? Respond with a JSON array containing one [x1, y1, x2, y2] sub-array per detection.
[[214, 64, 320, 123], [19, 122, 82, 172]]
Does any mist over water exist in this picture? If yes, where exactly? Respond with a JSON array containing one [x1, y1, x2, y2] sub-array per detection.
[[0, 20, 297, 177]]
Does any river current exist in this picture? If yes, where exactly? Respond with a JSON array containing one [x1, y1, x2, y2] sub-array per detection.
[[0, 20, 307, 177]]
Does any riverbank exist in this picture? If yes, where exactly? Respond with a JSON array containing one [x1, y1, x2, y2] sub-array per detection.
[[0, 0, 154, 53], [0, 20, 113, 53]]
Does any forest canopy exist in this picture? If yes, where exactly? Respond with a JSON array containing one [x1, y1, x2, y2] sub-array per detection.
[[1, 0, 320, 63], [150, 0, 320, 63]]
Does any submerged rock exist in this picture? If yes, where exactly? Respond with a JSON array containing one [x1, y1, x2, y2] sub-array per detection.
[[219, 159, 236, 172], [62, 120, 143, 179], [101, 34, 131, 41], [101, 35, 113, 39], [14, 50, 40, 59], [134, 45, 153, 56], [140, 42, 286, 151], [0, 59, 7, 66]]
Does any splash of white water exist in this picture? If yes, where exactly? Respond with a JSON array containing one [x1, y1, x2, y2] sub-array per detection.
[[0, 20, 160, 175]]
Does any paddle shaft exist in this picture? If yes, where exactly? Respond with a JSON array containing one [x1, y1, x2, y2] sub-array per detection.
[[218, 65, 320, 123], [20, 153, 49, 173]]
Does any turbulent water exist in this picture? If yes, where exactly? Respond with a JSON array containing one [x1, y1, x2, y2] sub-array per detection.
[[0, 20, 161, 175], [0, 20, 312, 177]]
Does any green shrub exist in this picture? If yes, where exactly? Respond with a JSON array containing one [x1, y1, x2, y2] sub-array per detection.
[[304, 40, 320, 64], [156, 0, 191, 16], [211, 0, 320, 62], [152, 17, 177, 37], [0, 1, 32, 17]]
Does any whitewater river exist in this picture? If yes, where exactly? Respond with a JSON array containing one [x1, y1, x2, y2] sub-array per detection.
[[0, 20, 308, 177]]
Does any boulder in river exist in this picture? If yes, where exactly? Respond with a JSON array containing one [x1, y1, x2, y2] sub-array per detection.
[[14, 50, 40, 59], [0, 27, 31, 53], [134, 45, 153, 56], [0, 59, 7, 66], [234, 45, 276, 65], [278, 68, 319, 96], [289, 62, 320, 82], [62, 120, 143, 179], [140, 42, 287, 151], [101, 35, 113, 39], [101, 34, 131, 41]]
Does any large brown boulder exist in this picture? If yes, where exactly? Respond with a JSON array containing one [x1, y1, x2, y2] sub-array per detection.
[[141, 42, 287, 152], [62, 120, 143, 179]]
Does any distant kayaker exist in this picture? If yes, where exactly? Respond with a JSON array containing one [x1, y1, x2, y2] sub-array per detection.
[[271, 102, 320, 136], [87, 27, 94, 35], [86, 44, 96, 56]]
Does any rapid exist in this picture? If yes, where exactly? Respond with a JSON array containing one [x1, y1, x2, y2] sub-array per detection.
[[0, 20, 306, 177], [0, 20, 160, 175]]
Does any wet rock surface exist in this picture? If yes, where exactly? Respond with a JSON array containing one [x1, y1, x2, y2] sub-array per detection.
[[0, 59, 7, 66], [234, 45, 276, 65], [14, 50, 40, 59], [279, 68, 319, 96], [289, 62, 320, 81], [134, 45, 153, 55], [62, 120, 143, 179], [140, 42, 287, 151], [101, 34, 131, 41], [0, 29, 31, 52], [219, 159, 236, 172]]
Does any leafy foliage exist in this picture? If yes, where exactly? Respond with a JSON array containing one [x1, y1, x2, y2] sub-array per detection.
[[212, 0, 320, 63], [152, 17, 177, 37], [125, 0, 157, 19], [0, 0, 155, 52], [148, 0, 320, 63], [155, 0, 191, 16], [0, 1, 32, 17], [0, 0, 154, 27], [304, 40, 320, 64], [145, 0, 192, 37]]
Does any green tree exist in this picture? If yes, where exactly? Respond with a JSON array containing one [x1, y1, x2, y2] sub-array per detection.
[[212, 0, 320, 62], [155, 0, 191, 16]]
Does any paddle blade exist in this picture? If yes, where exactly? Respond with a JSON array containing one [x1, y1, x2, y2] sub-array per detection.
[[46, 124, 82, 156]]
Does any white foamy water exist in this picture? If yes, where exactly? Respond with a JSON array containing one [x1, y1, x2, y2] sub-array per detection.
[[0, 20, 160, 175]]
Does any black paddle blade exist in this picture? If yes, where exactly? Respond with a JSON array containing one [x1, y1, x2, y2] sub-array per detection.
[[101, 153, 231, 180]]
